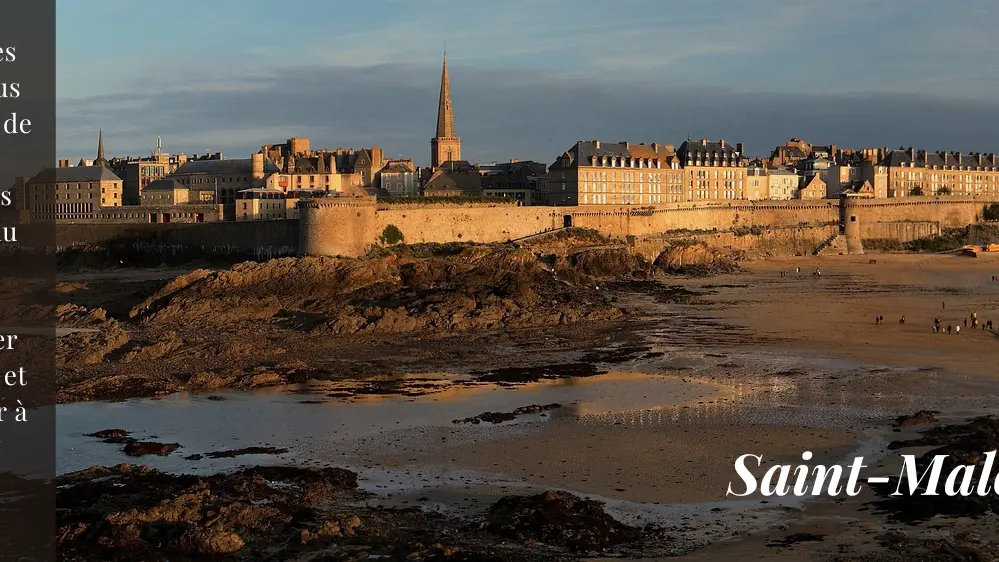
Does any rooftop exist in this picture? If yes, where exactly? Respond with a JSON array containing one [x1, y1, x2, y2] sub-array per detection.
[[173, 158, 279, 176], [30, 165, 121, 183]]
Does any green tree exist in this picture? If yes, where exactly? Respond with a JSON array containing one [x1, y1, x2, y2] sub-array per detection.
[[909, 185, 924, 196], [379, 224, 404, 245], [937, 186, 952, 195], [984, 203, 999, 222]]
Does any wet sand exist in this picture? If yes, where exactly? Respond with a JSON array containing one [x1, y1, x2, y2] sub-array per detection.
[[55, 252, 999, 559], [703, 253, 999, 379]]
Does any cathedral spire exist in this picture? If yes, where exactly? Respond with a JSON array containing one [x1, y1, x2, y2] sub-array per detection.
[[436, 53, 455, 139], [95, 128, 107, 167], [431, 53, 461, 170]]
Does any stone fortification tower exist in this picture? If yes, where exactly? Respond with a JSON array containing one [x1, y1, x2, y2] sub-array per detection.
[[842, 197, 865, 255]]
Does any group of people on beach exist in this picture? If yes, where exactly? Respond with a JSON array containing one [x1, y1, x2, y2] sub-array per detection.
[[778, 266, 820, 278], [928, 310, 992, 334], [877, 301, 993, 334]]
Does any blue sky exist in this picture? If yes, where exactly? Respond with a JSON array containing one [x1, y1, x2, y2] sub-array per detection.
[[57, 0, 999, 165]]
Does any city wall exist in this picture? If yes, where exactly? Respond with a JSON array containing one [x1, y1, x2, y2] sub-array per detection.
[[300, 196, 999, 257], [49, 219, 298, 259], [631, 225, 841, 261], [44, 196, 999, 260], [860, 221, 939, 242]]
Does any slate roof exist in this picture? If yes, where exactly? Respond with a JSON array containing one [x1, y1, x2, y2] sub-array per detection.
[[424, 169, 482, 192], [880, 148, 999, 168], [143, 179, 187, 191], [173, 158, 278, 176], [30, 165, 121, 184], [552, 140, 673, 169], [768, 167, 799, 176], [381, 162, 415, 174], [677, 139, 743, 165]]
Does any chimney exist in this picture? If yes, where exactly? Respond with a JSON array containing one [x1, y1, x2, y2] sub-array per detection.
[[909, 146, 915, 160], [719, 139, 726, 148], [953, 151, 961, 167], [992, 153, 997, 167], [623, 141, 629, 150], [700, 138, 708, 146], [651, 142, 659, 152], [736, 142, 745, 154], [594, 140, 600, 149]]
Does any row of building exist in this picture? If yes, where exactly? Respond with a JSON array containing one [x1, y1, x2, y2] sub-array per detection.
[[15, 55, 999, 224]]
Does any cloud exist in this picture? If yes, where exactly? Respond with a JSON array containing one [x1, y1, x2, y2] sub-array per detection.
[[57, 61, 999, 166]]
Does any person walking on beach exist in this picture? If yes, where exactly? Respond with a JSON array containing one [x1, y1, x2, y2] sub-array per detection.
[[947, 325, 953, 334], [796, 266, 800, 276], [942, 301, 946, 310], [956, 325, 961, 335], [988, 319, 994, 330], [899, 316, 905, 324], [964, 318, 968, 328]]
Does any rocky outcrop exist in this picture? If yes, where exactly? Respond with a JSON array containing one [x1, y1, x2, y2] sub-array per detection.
[[56, 305, 129, 368], [652, 243, 739, 275], [484, 490, 643, 551], [127, 249, 622, 337]]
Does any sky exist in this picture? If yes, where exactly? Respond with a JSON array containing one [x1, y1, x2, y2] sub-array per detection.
[[57, 0, 999, 166]]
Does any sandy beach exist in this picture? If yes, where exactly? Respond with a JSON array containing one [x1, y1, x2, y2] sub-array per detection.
[[54, 250, 999, 560]]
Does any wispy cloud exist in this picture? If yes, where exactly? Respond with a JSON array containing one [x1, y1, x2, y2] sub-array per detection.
[[57, 62, 999, 165], [55, 0, 999, 162]]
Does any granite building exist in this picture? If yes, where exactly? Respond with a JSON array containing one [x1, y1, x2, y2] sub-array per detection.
[[676, 138, 748, 201], [547, 140, 682, 206]]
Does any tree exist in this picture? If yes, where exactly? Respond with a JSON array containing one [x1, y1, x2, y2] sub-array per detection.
[[379, 224, 404, 245], [984, 203, 999, 222], [909, 185, 924, 196], [937, 186, 952, 195]]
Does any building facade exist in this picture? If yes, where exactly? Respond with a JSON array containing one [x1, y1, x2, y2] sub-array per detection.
[[169, 156, 279, 220], [766, 167, 800, 200], [676, 138, 748, 202], [547, 140, 682, 206], [140, 179, 190, 205], [107, 137, 187, 205], [746, 164, 769, 200], [877, 147, 999, 197], [379, 160, 419, 197], [479, 160, 548, 206], [26, 165, 123, 221]]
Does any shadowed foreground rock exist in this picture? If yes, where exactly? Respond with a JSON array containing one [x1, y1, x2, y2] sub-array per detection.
[[873, 416, 999, 522], [56, 464, 643, 561], [483, 490, 643, 551]]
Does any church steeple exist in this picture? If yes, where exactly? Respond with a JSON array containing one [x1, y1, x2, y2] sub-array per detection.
[[430, 53, 461, 170], [95, 129, 108, 167], [436, 53, 455, 139]]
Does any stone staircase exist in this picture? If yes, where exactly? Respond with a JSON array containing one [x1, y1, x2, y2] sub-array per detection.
[[815, 234, 849, 256]]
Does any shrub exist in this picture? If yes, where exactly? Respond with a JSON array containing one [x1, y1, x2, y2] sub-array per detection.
[[379, 224, 404, 245], [984, 203, 999, 222]]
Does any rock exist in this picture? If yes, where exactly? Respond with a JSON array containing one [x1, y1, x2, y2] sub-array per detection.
[[84, 428, 132, 444], [653, 243, 740, 276], [453, 403, 562, 425], [894, 410, 940, 428], [203, 446, 288, 459], [56, 306, 129, 368], [122, 441, 180, 457], [123, 249, 622, 338], [485, 490, 643, 551]]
